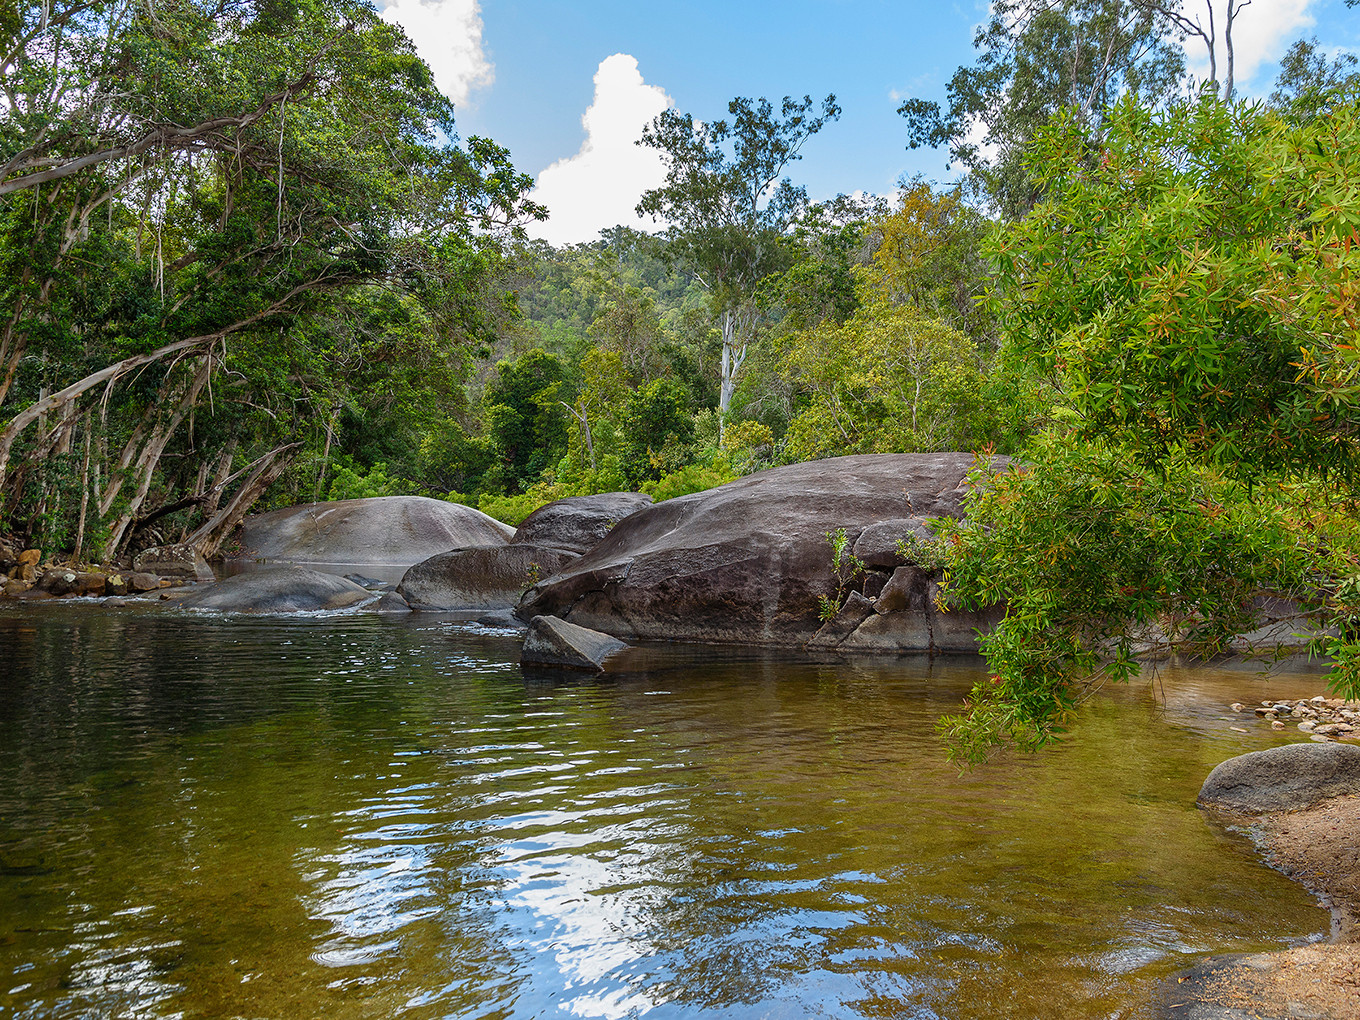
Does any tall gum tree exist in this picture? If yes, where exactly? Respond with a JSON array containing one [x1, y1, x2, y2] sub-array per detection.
[[636, 94, 840, 437]]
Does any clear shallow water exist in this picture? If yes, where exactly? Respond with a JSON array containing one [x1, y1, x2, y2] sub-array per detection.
[[0, 604, 1334, 1020]]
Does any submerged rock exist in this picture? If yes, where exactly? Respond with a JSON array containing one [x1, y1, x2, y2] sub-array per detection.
[[399, 544, 577, 610], [511, 492, 653, 554], [176, 566, 372, 613], [520, 615, 629, 672], [1198, 742, 1360, 813], [517, 453, 1000, 649], [229, 495, 513, 567]]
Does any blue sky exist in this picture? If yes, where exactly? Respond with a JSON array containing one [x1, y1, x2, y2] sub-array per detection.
[[380, 0, 1360, 243]]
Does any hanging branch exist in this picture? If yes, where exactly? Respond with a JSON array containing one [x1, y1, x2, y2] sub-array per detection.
[[185, 442, 301, 557]]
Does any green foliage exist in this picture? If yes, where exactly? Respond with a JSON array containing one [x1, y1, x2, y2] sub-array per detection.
[[482, 349, 570, 489], [870, 179, 996, 343], [936, 443, 1326, 764], [620, 379, 696, 485], [0, 0, 542, 553], [1270, 38, 1360, 120], [779, 292, 1001, 461], [996, 94, 1360, 483], [326, 460, 408, 502], [640, 456, 738, 502], [898, 0, 1185, 217], [941, 94, 1360, 762]]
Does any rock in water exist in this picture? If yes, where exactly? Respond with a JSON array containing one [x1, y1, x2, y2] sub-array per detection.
[[511, 492, 653, 554], [517, 453, 998, 648], [176, 566, 373, 613], [229, 496, 513, 567], [521, 615, 629, 672], [133, 544, 215, 581], [1198, 742, 1360, 813], [399, 544, 577, 610]]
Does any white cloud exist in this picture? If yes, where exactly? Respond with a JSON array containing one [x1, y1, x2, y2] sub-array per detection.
[[380, 0, 493, 107], [1179, 0, 1316, 95], [527, 54, 673, 246]]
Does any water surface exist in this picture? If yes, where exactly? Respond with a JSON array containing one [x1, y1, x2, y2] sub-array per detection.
[[0, 604, 1332, 1019]]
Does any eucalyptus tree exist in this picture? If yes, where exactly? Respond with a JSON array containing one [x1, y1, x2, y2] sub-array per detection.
[[898, 0, 1185, 217], [636, 94, 840, 435], [0, 0, 542, 556]]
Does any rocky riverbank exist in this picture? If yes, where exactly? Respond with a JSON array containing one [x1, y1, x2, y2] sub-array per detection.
[[1163, 741, 1360, 1019], [0, 540, 209, 601], [1162, 795, 1360, 1019]]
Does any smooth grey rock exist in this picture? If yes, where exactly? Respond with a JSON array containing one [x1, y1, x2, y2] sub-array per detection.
[[512, 492, 653, 554], [876, 565, 930, 615], [521, 615, 629, 672], [808, 591, 876, 649], [1198, 742, 1360, 813], [368, 591, 411, 613], [128, 571, 160, 592], [928, 580, 1004, 651], [840, 610, 934, 653], [132, 543, 215, 581], [519, 453, 1002, 647], [852, 517, 936, 569], [229, 495, 513, 567], [177, 566, 372, 613], [398, 543, 578, 610]]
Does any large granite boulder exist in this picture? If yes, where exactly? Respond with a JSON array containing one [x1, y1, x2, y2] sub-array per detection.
[[229, 495, 513, 567], [177, 566, 373, 613], [512, 492, 653, 554], [517, 453, 999, 648], [1198, 742, 1360, 813], [398, 544, 579, 610]]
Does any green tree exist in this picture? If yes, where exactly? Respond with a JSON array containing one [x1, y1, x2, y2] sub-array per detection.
[[937, 94, 1360, 763], [620, 379, 695, 485], [637, 94, 841, 433], [0, 0, 541, 555], [898, 0, 1184, 217], [1270, 37, 1360, 119], [483, 349, 570, 490], [778, 293, 993, 461], [869, 179, 996, 342]]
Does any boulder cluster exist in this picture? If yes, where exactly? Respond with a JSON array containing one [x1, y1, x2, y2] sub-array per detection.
[[3, 455, 1008, 667]]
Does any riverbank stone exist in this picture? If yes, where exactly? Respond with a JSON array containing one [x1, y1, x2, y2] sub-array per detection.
[[228, 495, 513, 567], [520, 615, 629, 672], [399, 544, 578, 610], [517, 453, 1000, 648], [176, 566, 373, 613], [1198, 742, 1360, 813], [133, 544, 215, 581], [511, 492, 653, 554]]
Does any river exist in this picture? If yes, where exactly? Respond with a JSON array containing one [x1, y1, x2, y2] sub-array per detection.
[[0, 602, 1332, 1019]]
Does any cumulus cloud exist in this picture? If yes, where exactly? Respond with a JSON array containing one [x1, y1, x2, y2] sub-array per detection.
[[527, 54, 674, 246], [380, 0, 493, 107], [1179, 0, 1316, 94]]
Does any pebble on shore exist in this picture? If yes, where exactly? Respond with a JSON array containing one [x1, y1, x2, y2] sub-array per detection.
[[1231, 696, 1360, 742]]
